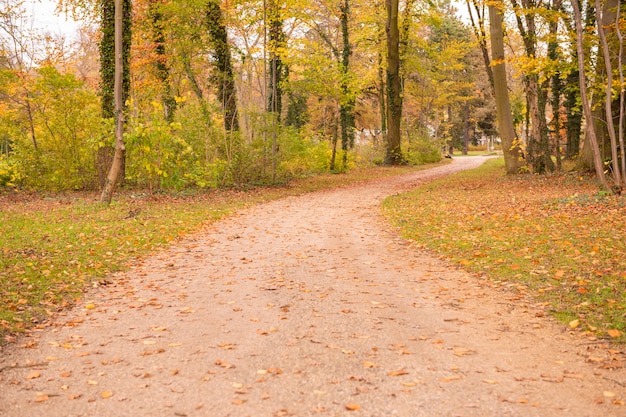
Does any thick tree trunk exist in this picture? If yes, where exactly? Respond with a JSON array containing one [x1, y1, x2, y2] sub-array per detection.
[[98, 0, 130, 189], [339, 0, 355, 169], [100, 0, 126, 204], [385, 0, 403, 165], [488, 5, 524, 174], [267, 0, 284, 122], [150, 0, 176, 122], [207, 0, 239, 131]]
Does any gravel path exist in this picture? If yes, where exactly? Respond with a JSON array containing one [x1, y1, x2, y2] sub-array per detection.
[[1, 156, 624, 417]]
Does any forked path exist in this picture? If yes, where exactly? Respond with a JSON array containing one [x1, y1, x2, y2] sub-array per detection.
[[1, 157, 624, 417]]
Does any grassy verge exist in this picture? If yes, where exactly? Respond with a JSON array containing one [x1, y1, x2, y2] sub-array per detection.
[[383, 158, 626, 343], [0, 163, 444, 342]]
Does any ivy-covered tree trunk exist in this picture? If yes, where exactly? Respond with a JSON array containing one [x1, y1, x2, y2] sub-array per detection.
[[339, 0, 355, 169], [150, 0, 176, 123], [98, 0, 131, 188], [548, 0, 562, 170], [207, 0, 239, 131], [267, 0, 284, 121], [385, 0, 403, 165], [100, 0, 126, 204]]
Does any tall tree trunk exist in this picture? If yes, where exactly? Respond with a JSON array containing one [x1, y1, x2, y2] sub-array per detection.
[[98, 0, 130, 188], [512, 0, 555, 173], [467, 0, 494, 94], [385, 0, 403, 165], [267, 0, 284, 121], [549, 0, 562, 170], [564, 63, 582, 159], [571, 0, 610, 189], [150, 0, 176, 123], [339, 0, 355, 169], [377, 48, 387, 141], [489, 4, 524, 174], [100, 0, 126, 204], [207, 0, 239, 132], [596, 0, 622, 187]]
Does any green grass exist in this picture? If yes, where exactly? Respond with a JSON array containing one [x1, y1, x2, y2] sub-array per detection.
[[0, 163, 445, 341], [383, 158, 626, 343]]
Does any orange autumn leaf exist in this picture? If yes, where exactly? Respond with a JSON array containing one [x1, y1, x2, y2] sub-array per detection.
[[34, 394, 49, 402], [26, 371, 41, 380], [345, 403, 361, 411], [387, 369, 409, 376], [362, 360, 377, 368], [101, 390, 113, 399], [607, 329, 622, 338]]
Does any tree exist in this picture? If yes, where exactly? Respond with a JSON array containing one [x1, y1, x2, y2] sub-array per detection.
[[149, 0, 177, 122], [511, 0, 555, 173], [339, 0, 355, 168], [207, 0, 239, 131], [100, 0, 126, 204], [385, 0, 403, 164], [489, 2, 524, 174], [98, 0, 131, 188], [570, 0, 610, 189]]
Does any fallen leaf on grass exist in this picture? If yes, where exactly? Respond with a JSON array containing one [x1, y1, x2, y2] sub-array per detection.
[[569, 319, 580, 329], [607, 329, 622, 338]]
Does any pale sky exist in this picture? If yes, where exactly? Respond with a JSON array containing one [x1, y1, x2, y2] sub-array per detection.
[[27, 0, 81, 39]]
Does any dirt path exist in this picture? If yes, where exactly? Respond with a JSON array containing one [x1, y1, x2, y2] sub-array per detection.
[[1, 156, 624, 417]]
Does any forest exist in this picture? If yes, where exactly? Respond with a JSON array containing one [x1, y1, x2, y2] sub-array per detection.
[[0, 0, 625, 196]]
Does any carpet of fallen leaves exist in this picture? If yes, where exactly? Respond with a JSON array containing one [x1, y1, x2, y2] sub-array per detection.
[[0, 164, 433, 342], [383, 158, 626, 343]]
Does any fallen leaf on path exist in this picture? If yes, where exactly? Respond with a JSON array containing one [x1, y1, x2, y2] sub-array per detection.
[[362, 361, 378, 368], [483, 379, 498, 384], [604, 391, 616, 398], [388, 369, 409, 376], [34, 393, 49, 402], [569, 319, 580, 329], [215, 360, 235, 369], [101, 391, 113, 399], [441, 375, 462, 382], [345, 403, 361, 411], [26, 371, 41, 380], [453, 349, 476, 357]]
